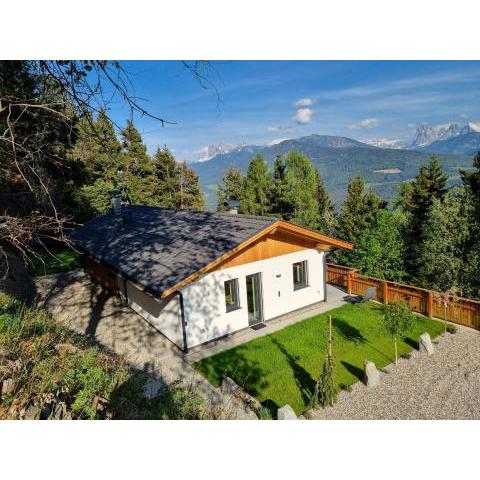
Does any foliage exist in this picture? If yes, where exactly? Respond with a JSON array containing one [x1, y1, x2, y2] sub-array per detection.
[[313, 355, 336, 408], [239, 154, 270, 215], [315, 169, 337, 236], [403, 155, 448, 277], [416, 187, 473, 291], [177, 161, 206, 211], [194, 302, 443, 414], [284, 151, 319, 229], [383, 302, 415, 363], [383, 302, 415, 340], [27, 248, 83, 277], [216, 168, 244, 212], [337, 176, 383, 265], [351, 209, 407, 281], [446, 324, 457, 334], [269, 155, 291, 218], [0, 293, 217, 420]]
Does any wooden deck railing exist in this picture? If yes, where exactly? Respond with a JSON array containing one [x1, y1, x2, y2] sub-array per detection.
[[326, 263, 480, 331]]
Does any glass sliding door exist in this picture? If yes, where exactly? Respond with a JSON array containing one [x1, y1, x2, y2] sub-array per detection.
[[246, 273, 263, 326]]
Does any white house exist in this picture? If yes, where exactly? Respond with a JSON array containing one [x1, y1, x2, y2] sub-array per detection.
[[72, 204, 352, 351]]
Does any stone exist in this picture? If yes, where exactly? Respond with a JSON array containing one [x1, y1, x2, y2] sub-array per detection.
[[364, 360, 381, 387], [277, 404, 297, 420], [143, 378, 164, 399], [221, 376, 241, 396], [24, 404, 42, 420], [1, 378, 15, 396], [419, 332, 434, 355]]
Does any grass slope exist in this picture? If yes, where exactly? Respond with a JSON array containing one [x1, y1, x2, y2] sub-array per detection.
[[194, 302, 444, 415], [28, 248, 83, 277]]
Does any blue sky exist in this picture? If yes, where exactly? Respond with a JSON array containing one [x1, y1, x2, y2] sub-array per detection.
[[107, 61, 480, 161]]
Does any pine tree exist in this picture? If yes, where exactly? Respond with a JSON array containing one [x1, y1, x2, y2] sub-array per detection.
[[337, 176, 383, 266], [460, 152, 480, 298], [152, 147, 180, 208], [315, 169, 337, 236], [405, 155, 448, 278], [120, 120, 157, 205], [269, 155, 292, 219], [239, 154, 270, 215], [284, 151, 319, 228], [177, 161, 205, 211], [216, 168, 244, 212], [416, 187, 472, 291], [352, 209, 407, 281]]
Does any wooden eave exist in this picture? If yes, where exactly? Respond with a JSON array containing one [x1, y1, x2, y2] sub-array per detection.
[[160, 220, 352, 299]]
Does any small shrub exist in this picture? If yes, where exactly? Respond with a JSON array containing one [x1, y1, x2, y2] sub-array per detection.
[[313, 356, 337, 408], [446, 324, 457, 334], [257, 406, 273, 420], [400, 352, 411, 360], [383, 302, 415, 364]]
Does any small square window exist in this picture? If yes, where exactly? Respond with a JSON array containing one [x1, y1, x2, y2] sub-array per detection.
[[225, 278, 240, 312], [293, 261, 308, 290]]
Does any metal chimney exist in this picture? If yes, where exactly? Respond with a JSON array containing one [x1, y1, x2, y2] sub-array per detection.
[[109, 189, 122, 219]]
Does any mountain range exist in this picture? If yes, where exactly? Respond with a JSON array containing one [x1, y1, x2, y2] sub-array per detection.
[[193, 131, 476, 209]]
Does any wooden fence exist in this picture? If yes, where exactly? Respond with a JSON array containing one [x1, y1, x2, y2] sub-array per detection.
[[326, 263, 480, 331]]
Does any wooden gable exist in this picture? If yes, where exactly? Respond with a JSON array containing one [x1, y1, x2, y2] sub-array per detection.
[[218, 229, 323, 270]]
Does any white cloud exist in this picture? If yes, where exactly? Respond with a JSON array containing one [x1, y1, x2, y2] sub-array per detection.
[[267, 126, 279, 132], [350, 118, 379, 129], [407, 122, 417, 128], [294, 98, 314, 107], [294, 108, 313, 125]]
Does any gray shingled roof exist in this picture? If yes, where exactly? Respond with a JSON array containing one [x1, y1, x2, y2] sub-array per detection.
[[71, 206, 277, 296]]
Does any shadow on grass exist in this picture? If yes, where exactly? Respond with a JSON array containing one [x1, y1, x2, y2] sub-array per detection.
[[333, 318, 366, 344], [340, 360, 364, 382], [270, 337, 316, 407], [404, 337, 418, 349]]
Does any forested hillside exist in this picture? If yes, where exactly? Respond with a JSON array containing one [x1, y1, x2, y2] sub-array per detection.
[[194, 135, 471, 208]]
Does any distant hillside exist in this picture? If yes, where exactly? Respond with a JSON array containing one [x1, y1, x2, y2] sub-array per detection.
[[419, 132, 480, 156], [192, 134, 472, 209]]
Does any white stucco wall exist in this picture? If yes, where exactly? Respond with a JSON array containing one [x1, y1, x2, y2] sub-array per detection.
[[125, 282, 184, 349], [181, 249, 325, 348]]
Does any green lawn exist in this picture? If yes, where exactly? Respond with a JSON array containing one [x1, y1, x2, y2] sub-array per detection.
[[28, 248, 83, 277], [193, 302, 444, 415]]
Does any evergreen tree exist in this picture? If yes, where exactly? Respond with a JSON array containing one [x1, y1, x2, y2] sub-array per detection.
[[152, 147, 180, 208], [460, 152, 480, 298], [405, 155, 448, 278], [284, 151, 319, 228], [315, 169, 337, 236], [120, 120, 157, 205], [177, 161, 205, 211], [239, 154, 270, 215], [352, 209, 407, 281], [337, 176, 383, 266], [416, 187, 472, 292], [216, 168, 244, 212], [338, 176, 382, 244], [70, 111, 123, 217], [269, 155, 292, 219]]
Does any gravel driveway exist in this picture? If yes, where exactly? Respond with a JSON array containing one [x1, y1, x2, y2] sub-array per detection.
[[311, 326, 480, 420]]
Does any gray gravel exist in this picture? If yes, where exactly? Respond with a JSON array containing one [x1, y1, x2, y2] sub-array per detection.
[[311, 325, 480, 420]]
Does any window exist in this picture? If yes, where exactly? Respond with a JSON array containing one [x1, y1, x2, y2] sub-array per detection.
[[224, 279, 240, 312], [292, 261, 308, 290]]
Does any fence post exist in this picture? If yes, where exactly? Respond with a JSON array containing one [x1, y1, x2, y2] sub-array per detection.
[[347, 271, 352, 294], [427, 291, 433, 318], [383, 281, 388, 305]]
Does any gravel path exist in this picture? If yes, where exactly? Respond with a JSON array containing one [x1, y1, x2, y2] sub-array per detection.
[[311, 325, 480, 420]]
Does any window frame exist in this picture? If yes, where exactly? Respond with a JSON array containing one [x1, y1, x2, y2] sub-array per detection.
[[292, 260, 309, 291], [224, 278, 241, 312]]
